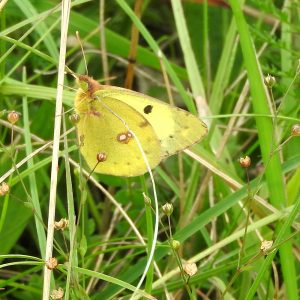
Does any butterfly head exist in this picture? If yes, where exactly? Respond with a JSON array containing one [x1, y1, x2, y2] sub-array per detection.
[[76, 75, 101, 98], [75, 75, 102, 113]]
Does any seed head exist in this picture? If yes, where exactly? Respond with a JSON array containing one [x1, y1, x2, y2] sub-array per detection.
[[7, 111, 20, 124], [0, 182, 9, 196], [46, 257, 58, 270], [50, 287, 64, 300], [239, 156, 251, 168], [260, 240, 273, 255], [96, 152, 107, 162], [54, 218, 69, 230], [291, 124, 300, 136], [183, 262, 197, 277]]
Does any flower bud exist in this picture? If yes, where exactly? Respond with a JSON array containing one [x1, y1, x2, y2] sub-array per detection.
[[171, 239, 180, 250], [143, 193, 151, 205], [162, 203, 173, 216], [74, 167, 80, 176], [264, 74, 276, 88]]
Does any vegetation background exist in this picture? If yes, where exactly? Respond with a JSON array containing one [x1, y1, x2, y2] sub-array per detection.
[[0, 0, 299, 299]]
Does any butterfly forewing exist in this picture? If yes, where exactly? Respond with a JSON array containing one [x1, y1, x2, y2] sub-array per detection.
[[97, 87, 208, 157]]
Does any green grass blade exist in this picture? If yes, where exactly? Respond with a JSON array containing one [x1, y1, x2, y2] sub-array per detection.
[[22, 69, 46, 258], [229, 1, 298, 298], [170, 0, 205, 98]]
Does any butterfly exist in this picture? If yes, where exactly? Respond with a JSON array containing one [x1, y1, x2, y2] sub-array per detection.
[[74, 75, 207, 177]]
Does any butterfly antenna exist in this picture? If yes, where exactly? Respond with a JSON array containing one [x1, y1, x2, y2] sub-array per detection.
[[76, 31, 89, 76], [157, 49, 174, 106]]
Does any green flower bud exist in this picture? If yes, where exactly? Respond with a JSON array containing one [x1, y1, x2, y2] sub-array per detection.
[[162, 203, 173, 216]]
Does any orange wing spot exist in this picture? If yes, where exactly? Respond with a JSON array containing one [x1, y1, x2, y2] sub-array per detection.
[[117, 131, 133, 144]]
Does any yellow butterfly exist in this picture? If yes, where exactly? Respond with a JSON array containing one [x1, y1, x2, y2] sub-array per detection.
[[74, 75, 207, 177]]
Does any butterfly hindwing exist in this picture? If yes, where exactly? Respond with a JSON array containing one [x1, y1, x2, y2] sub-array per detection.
[[75, 92, 162, 176]]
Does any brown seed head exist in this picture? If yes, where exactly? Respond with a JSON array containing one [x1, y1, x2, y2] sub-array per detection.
[[96, 152, 107, 162], [291, 124, 300, 136], [0, 182, 9, 196], [7, 111, 20, 124], [239, 156, 251, 168], [50, 287, 64, 300], [54, 218, 69, 230], [260, 240, 273, 255], [46, 257, 58, 270], [183, 262, 197, 277]]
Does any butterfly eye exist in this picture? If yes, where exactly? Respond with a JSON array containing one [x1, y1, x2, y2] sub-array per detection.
[[78, 79, 89, 92], [96, 152, 107, 162], [117, 131, 133, 144], [91, 95, 99, 102], [143, 105, 153, 114]]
